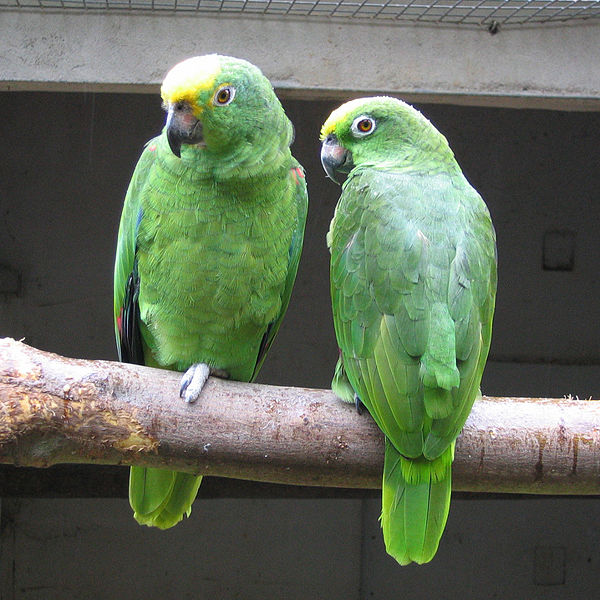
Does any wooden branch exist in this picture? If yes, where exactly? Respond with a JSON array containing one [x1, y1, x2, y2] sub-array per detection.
[[1, 337, 599, 494]]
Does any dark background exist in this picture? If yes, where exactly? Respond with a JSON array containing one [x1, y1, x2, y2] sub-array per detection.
[[1, 90, 599, 598]]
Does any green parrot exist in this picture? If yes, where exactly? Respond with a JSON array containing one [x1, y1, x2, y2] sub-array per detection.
[[114, 55, 308, 529], [320, 97, 496, 565]]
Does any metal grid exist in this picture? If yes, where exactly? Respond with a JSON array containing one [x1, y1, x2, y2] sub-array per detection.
[[2, 0, 600, 26]]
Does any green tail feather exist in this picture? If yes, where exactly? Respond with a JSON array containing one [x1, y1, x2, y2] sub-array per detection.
[[129, 466, 203, 529], [381, 439, 453, 565], [331, 355, 356, 404]]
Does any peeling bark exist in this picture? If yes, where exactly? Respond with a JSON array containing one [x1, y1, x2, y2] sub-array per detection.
[[1, 337, 599, 494]]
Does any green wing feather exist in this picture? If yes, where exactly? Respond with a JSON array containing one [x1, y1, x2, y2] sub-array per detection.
[[114, 138, 157, 355], [330, 167, 496, 564], [251, 163, 308, 381]]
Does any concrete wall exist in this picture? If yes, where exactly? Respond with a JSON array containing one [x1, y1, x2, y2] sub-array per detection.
[[1, 90, 600, 597], [2, 12, 600, 110]]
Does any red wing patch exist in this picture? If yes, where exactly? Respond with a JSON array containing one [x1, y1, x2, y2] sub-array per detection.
[[117, 307, 123, 336], [291, 166, 305, 185]]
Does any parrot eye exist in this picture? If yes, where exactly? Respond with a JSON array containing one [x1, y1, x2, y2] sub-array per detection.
[[213, 85, 236, 106], [351, 116, 376, 137]]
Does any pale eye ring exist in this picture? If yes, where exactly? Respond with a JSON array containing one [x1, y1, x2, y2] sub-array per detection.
[[213, 85, 236, 106], [351, 116, 376, 137]]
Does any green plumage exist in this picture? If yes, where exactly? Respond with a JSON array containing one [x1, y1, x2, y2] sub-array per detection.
[[114, 55, 307, 528], [322, 97, 496, 564]]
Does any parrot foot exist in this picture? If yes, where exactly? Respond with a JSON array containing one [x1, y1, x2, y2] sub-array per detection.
[[354, 394, 365, 415], [355, 394, 365, 415], [180, 363, 210, 403]]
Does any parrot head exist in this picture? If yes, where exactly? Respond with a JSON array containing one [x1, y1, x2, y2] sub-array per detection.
[[160, 54, 293, 168], [320, 96, 454, 183]]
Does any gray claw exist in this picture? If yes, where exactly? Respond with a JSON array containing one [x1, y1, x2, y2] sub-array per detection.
[[355, 394, 365, 415], [179, 363, 210, 403]]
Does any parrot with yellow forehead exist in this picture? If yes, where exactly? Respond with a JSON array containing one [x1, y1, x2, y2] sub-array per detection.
[[114, 54, 307, 528], [320, 97, 496, 564]]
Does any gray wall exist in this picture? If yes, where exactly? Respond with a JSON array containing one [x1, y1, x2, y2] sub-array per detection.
[[1, 91, 599, 598]]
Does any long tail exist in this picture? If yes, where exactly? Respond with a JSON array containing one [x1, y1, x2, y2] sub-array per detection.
[[381, 439, 453, 565], [129, 466, 203, 529]]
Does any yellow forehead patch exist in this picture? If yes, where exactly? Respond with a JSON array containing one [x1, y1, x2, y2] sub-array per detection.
[[321, 96, 406, 140], [160, 55, 222, 108], [320, 98, 373, 140]]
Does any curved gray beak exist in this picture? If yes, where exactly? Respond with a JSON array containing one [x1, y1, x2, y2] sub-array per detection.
[[166, 101, 204, 158], [321, 134, 353, 184]]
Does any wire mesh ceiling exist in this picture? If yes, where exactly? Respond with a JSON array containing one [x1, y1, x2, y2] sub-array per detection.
[[3, 0, 600, 26]]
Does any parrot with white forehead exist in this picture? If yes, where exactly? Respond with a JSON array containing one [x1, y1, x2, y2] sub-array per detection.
[[320, 96, 496, 564], [114, 54, 308, 528]]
